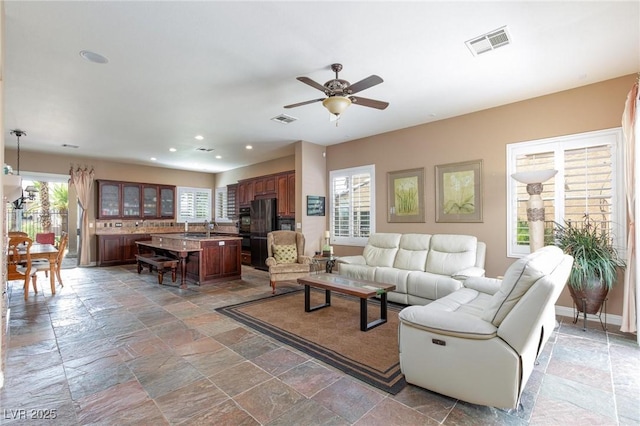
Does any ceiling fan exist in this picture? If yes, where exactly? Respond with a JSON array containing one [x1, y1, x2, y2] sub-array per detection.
[[284, 63, 389, 119]]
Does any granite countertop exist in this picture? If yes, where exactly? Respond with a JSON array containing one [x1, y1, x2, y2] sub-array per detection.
[[152, 233, 242, 242]]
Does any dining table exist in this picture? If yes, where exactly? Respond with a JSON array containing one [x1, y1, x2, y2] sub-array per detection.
[[25, 243, 59, 294]]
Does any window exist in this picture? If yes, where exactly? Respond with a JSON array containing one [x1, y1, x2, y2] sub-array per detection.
[[214, 187, 232, 223], [506, 128, 625, 257], [329, 165, 375, 246], [176, 186, 211, 223]]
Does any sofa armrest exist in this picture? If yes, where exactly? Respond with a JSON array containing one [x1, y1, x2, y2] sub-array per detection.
[[336, 255, 366, 265], [298, 255, 312, 265], [265, 257, 277, 267], [399, 306, 497, 339], [452, 266, 485, 281], [463, 276, 502, 295]]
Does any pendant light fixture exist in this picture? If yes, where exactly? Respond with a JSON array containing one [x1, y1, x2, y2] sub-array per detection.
[[10, 129, 37, 210]]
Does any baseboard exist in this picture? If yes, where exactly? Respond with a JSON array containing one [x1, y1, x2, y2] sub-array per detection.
[[555, 306, 622, 327]]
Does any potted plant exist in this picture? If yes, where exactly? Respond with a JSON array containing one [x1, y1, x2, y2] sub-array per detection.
[[554, 215, 625, 314]]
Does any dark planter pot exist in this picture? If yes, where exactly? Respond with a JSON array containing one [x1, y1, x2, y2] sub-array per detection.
[[568, 281, 609, 315]]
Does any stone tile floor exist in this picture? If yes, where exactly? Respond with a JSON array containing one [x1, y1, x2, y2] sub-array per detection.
[[1, 265, 638, 425]]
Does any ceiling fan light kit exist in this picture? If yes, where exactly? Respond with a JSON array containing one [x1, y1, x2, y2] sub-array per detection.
[[322, 96, 352, 117], [284, 63, 388, 121]]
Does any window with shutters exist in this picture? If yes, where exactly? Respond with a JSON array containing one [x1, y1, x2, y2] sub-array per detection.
[[176, 186, 212, 223], [329, 165, 375, 246], [506, 128, 625, 257], [214, 187, 232, 223]]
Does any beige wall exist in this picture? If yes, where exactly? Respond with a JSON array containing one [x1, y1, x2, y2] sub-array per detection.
[[297, 141, 328, 256], [326, 74, 636, 315]]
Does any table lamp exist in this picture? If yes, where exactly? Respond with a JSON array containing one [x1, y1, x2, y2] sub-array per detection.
[[323, 231, 331, 257]]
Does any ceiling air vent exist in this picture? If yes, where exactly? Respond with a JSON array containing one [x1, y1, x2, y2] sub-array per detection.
[[271, 114, 297, 124], [196, 147, 214, 152], [466, 26, 511, 56]]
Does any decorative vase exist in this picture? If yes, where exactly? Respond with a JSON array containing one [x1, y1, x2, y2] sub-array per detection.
[[568, 279, 609, 315]]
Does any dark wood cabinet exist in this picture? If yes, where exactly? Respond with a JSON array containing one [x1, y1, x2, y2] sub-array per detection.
[[276, 171, 295, 217], [98, 181, 122, 218], [185, 238, 241, 283], [238, 180, 255, 208], [237, 171, 294, 214], [97, 234, 151, 266], [97, 180, 175, 219], [159, 186, 175, 218], [255, 175, 276, 196], [122, 184, 142, 218]]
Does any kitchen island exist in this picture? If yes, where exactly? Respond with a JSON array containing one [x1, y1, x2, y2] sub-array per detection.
[[136, 233, 242, 288]]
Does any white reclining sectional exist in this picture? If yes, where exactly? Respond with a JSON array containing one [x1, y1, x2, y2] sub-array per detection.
[[337, 233, 486, 305], [398, 246, 573, 408]]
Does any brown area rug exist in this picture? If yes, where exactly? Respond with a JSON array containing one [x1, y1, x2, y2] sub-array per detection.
[[216, 289, 406, 394]]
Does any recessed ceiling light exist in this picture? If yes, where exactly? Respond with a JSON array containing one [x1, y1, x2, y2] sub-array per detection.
[[195, 135, 204, 140], [150, 157, 157, 161], [246, 145, 253, 150], [215, 155, 222, 159], [79, 50, 109, 64], [169, 148, 177, 152]]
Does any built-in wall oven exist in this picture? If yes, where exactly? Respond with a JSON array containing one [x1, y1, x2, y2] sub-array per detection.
[[239, 207, 251, 251]]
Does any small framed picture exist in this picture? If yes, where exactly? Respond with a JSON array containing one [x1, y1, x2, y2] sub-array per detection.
[[307, 195, 325, 216]]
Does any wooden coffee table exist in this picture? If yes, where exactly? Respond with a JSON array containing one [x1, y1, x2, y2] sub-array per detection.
[[297, 273, 396, 331]]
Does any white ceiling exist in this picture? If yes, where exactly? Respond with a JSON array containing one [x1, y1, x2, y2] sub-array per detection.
[[3, 1, 639, 173]]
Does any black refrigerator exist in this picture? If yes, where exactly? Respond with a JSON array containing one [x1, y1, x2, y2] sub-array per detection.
[[250, 198, 277, 270]]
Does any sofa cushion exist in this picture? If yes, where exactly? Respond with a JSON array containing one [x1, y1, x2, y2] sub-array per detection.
[[407, 271, 464, 300], [272, 244, 297, 264], [482, 246, 565, 326], [426, 234, 478, 275], [362, 233, 402, 267], [375, 267, 411, 294], [393, 234, 431, 271], [338, 263, 376, 281]]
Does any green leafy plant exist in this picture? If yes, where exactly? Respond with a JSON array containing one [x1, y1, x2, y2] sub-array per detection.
[[554, 215, 624, 290]]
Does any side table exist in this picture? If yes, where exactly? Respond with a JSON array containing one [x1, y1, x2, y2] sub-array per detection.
[[312, 255, 339, 274]]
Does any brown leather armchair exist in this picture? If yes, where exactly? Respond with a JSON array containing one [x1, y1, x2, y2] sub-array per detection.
[[265, 231, 311, 294]]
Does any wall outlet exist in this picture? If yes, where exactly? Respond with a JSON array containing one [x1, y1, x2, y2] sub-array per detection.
[[297, 222, 301, 229]]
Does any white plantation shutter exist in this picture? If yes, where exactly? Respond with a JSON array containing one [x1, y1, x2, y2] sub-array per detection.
[[564, 145, 613, 229], [177, 186, 212, 223], [214, 187, 232, 222], [507, 128, 624, 257], [330, 165, 375, 245]]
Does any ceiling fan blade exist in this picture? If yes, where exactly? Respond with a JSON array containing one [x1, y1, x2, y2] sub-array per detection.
[[348, 75, 383, 94], [297, 76, 327, 93], [350, 96, 389, 110], [284, 98, 325, 109]]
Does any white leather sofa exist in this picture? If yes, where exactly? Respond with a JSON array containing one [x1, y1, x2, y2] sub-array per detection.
[[337, 233, 486, 305], [398, 246, 573, 409]]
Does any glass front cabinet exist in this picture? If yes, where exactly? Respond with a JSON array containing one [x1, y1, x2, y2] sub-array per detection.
[[97, 180, 175, 219]]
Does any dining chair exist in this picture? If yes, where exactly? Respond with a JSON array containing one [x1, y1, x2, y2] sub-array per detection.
[[8, 236, 33, 300], [8, 231, 28, 238], [31, 232, 68, 294]]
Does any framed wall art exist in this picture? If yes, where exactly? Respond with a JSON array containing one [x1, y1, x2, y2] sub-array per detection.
[[435, 159, 483, 223], [387, 167, 425, 223], [307, 195, 325, 216]]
